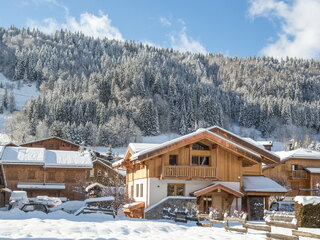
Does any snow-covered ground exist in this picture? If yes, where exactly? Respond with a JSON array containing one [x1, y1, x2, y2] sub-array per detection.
[[0, 209, 266, 240], [0, 73, 39, 130]]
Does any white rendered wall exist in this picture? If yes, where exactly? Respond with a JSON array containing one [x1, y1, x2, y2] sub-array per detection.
[[147, 178, 241, 208], [130, 178, 148, 204]]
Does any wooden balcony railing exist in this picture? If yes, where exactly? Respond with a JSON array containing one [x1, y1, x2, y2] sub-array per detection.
[[292, 170, 308, 179], [163, 166, 216, 179]]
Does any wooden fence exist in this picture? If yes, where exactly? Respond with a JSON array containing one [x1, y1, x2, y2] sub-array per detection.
[[197, 214, 320, 239]]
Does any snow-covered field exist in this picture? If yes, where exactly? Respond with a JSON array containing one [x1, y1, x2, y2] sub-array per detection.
[[0, 73, 38, 130], [0, 209, 266, 240]]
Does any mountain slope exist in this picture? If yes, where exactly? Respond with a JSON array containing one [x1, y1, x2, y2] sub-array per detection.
[[0, 26, 320, 146]]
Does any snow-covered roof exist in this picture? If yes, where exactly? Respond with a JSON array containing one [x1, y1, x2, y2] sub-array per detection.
[[274, 148, 320, 162], [45, 150, 92, 168], [305, 167, 320, 174], [17, 183, 66, 190], [112, 159, 124, 168], [208, 126, 280, 160], [257, 141, 273, 146], [0, 146, 92, 168], [242, 176, 287, 193], [85, 196, 114, 203], [128, 143, 160, 153], [1, 147, 45, 164], [129, 128, 261, 161]]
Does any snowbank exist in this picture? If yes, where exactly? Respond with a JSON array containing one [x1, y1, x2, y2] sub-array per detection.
[[295, 196, 320, 206]]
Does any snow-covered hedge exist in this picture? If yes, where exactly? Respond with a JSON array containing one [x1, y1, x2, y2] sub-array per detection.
[[294, 196, 320, 228]]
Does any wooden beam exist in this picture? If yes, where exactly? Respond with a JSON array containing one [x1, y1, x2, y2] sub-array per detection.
[[210, 127, 280, 164]]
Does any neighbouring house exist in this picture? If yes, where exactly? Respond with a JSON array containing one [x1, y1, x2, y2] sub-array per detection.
[[21, 136, 108, 160], [87, 158, 125, 192], [0, 146, 93, 206], [113, 126, 287, 220], [21, 136, 125, 188], [263, 148, 320, 197]]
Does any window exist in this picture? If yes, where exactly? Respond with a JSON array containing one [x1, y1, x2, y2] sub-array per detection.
[[97, 169, 102, 177], [28, 170, 36, 180], [292, 164, 303, 171], [192, 156, 210, 165], [169, 155, 177, 165], [48, 172, 55, 181], [167, 184, 185, 196], [140, 183, 143, 197], [131, 185, 134, 198], [192, 142, 210, 150], [89, 168, 95, 177], [136, 184, 139, 198]]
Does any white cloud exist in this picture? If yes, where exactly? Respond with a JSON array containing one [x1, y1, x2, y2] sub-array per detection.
[[27, 10, 123, 40], [169, 27, 207, 54], [160, 17, 171, 27], [249, 0, 320, 59]]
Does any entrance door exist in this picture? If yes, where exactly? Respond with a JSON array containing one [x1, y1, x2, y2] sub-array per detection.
[[249, 197, 264, 220], [203, 196, 212, 214]]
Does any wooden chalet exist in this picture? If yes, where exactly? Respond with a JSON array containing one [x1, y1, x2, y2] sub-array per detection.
[[263, 148, 320, 197], [0, 146, 93, 206], [113, 126, 287, 220]]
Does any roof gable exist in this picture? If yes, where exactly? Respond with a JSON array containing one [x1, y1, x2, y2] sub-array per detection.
[[207, 126, 279, 164], [126, 129, 262, 166]]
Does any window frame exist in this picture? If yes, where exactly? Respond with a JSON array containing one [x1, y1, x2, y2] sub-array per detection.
[[192, 156, 210, 166], [140, 183, 143, 197], [167, 183, 185, 197], [135, 184, 139, 198]]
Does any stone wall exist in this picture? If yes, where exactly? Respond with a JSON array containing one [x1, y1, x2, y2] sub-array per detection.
[[144, 196, 196, 220]]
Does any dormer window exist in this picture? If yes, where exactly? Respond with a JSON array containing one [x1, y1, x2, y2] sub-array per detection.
[[192, 142, 209, 150]]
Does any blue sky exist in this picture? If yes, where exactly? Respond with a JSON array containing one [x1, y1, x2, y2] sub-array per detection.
[[1, 0, 320, 59]]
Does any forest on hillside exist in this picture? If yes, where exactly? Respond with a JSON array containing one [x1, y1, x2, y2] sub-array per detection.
[[0, 26, 320, 147]]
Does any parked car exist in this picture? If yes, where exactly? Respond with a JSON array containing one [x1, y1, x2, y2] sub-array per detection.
[[20, 203, 49, 213], [9, 191, 29, 210], [270, 201, 294, 212], [30, 196, 62, 208]]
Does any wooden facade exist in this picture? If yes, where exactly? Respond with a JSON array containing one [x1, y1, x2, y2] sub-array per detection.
[[263, 157, 320, 196], [1, 164, 88, 204], [116, 127, 285, 219]]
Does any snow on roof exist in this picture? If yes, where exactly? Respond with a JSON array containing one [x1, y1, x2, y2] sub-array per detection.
[[274, 148, 320, 161], [305, 167, 320, 174], [257, 141, 273, 146], [112, 159, 124, 168], [208, 126, 279, 159], [45, 150, 92, 168], [295, 196, 320, 206], [242, 176, 287, 193], [1, 147, 45, 164], [129, 143, 160, 153], [0, 146, 93, 168], [242, 138, 267, 150], [84, 196, 114, 203], [17, 183, 66, 190], [129, 128, 261, 161]]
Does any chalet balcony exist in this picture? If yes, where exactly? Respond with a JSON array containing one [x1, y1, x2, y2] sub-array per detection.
[[291, 170, 308, 179], [163, 166, 216, 179]]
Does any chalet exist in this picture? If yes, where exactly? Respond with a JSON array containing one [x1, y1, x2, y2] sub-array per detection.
[[20, 136, 125, 188], [21, 136, 108, 160], [263, 148, 320, 197], [113, 126, 287, 220], [0, 146, 93, 206]]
